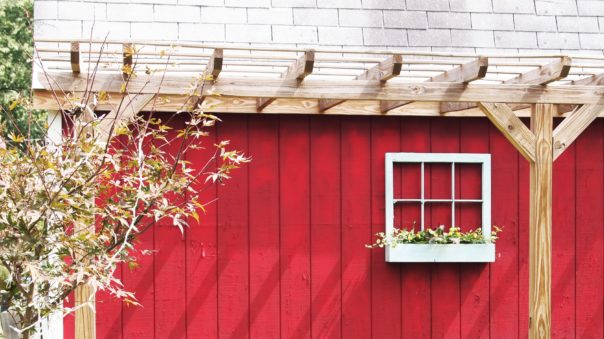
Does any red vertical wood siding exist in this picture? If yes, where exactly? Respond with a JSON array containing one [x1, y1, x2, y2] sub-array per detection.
[[88, 115, 604, 338]]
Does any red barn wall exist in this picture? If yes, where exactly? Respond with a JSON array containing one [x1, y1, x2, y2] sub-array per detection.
[[78, 114, 603, 338]]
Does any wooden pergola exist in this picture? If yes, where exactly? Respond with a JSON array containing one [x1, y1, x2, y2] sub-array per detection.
[[32, 38, 604, 339]]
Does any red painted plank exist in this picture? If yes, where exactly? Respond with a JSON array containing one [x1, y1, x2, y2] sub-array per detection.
[[459, 118, 490, 339], [551, 131, 576, 338], [153, 117, 187, 339], [400, 117, 431, 339], [248, 116, 280, 338], [489, 121, 520, 338], [430, 119, 461, 339], [280, 115, 311, 338], [186, 125, 218, 338], [341, 117, 372, 339], [216, 114, 250, 339], [96, 265, 123, 339], [310, 116, 342, 338], [518, 118, 530, 338], [122, 229, 155, 338], [64, 294, 75, 339], [370, 117, 402, 339], [575, 120, 604, 338]]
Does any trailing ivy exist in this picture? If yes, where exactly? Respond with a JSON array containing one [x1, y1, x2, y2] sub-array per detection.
[[366, 225, 502, 248]]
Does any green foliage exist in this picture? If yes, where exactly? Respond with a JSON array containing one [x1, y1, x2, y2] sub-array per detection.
[[0, 0, 46, 140], [367, 225, 502, 248]]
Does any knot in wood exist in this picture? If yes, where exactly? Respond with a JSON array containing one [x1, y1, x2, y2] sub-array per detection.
[[410, 85, 425, 95]]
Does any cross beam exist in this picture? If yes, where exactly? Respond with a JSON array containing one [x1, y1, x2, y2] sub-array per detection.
[[318, 54, 402, 111], [442, 57, 572, 113], [479, 102, 604, 339], [257, 50, 314, 111], [382, 56, 488, 113]]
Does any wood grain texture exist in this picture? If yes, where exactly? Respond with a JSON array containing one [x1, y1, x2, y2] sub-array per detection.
[[86, 114, 604, 339], [185, 124, 218, 338], [319, 54, 402, 111], [440, 57, 571, 113], [370, 117, 402, 338], [257, 50, 314, 111], [310, 116, 342, 338], [459, 118, 490, 339], [575, 120, 604, 338], [490, 120, 520, 337], [154, 119, 187, 339], [279, 116, 311, 338], [505, 57, 571, 85], [479, 102, 536, 162], [551, 127, 575, 338], [400, 117, 431, 339], [74, 284, 96, 339], [34, 90, 537, 117], [34, 71, 604, 105], [529, 104, 554, 339], [552, 104, 604, 160], [430, 119, 461, 339], [248, 116, 280, 338], [96, 94, 155, 144], [216, 115, 249, 339], [340, 117, 372, 339], [70, 42, 80, 73], [383, 56, 488, 113]]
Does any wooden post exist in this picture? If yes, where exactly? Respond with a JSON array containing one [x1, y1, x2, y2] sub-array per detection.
[[74, 284, 95, 339], [529, 103, 554, 339]]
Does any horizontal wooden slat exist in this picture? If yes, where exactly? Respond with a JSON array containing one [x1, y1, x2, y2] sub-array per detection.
[[319, 54, 402, 111], [257, 50, 314, 111], [33, 89, 538, 117], [505, 56, 571, 85], [441, 56, 572, 113], [382, 56, 488, 113], [33, 71, 604, 105]]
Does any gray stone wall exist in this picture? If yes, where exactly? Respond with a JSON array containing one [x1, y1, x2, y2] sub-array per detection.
[[34, 0, 604, 53]]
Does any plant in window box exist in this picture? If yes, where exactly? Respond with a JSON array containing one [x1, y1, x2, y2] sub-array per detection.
[[367, 225, 501, 263]]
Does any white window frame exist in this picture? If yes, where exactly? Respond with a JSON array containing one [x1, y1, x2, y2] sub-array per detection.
[[385, 152, 491, 242]]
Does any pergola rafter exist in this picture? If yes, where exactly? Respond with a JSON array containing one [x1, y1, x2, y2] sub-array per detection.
[[318, 53, 402, 112], [382, 56, 489, 113], [32, 39, 604, 339]]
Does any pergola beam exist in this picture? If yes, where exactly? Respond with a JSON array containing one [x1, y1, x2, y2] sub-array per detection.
[[383, 56, 488, 113], [507, 56, 571, 85], [552, 104, 604, 160], [319, 54, 402, 111], [33, 73, 604, 105], [441, 57, 572, 113], [257, 50, 314, 111], [192, 48, 223, 109]]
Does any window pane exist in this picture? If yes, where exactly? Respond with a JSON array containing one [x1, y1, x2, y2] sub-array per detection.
[[456, 163, 482, 200], [393, 163, 422, 200], [455, 203, 482, 231], [425, 201, 452, 228], [394, 202, 421, 230], [424, 163, 452, 199]]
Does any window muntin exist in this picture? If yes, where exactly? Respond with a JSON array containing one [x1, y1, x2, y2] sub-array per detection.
[[385, 153, 491, 241]]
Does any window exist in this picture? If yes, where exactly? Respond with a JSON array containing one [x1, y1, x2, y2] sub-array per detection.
[[385, 152, 491, 239]]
